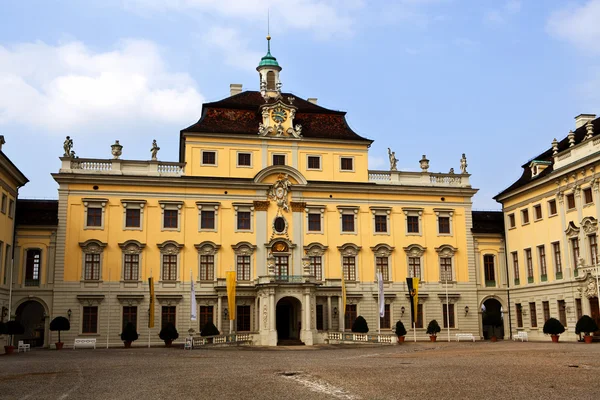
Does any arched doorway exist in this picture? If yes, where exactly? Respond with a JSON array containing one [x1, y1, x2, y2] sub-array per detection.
[[276, 296, 302, 345], [15, 301, 46, 347], [482, 298, 504, 340]]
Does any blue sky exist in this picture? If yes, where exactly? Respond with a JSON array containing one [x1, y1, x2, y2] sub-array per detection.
[[1, 0, 600, 209]]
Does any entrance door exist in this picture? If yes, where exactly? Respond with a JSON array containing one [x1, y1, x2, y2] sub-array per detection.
[[590, 297, 600, 336], [276, 297, 302, 344], [482, 299, 504, 340], [15, 301, 45, 347]]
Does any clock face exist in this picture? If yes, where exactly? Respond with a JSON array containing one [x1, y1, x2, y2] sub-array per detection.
[[271, 107, 288, 123]]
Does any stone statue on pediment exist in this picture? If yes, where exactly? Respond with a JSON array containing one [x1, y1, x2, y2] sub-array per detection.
[[150, 139, 160, 161], [63, 136, 74, 157], [460, 153, 468, 174], [388, 148, 398, 171]]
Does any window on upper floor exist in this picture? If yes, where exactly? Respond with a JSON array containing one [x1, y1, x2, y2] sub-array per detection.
[[197, 202, 219, 232], [338, 207, 358, 234], [508, 213, 515, 228], [584, 188, 594, 205], [590, 233, 598, 265], [125, 209, 141, 228], [87, 208, 102, 227], [272, 154, 286, 166], [538, 245, 547, 278], [525, 249, 533, 282], [374, 215, 387, 233], [0, 194, 6, 214], [371, 207, 391, 235], [25, 249, 41, 286], [548, 199, 557, 216], [552, 242, 562, 278], [484, 254, 495, 286], [407, 216, 419, 233], [158, 241, 182, 281], [305, 243, 326, 281], [7, 199, 14, 219], [512, 251, 519, 285], [83, 199, 107, 230], [160, 201, 183, 231], [342, 214, 355, 232], [340, 157, 354, 171], [373, 244, 393, 282], [120, 240, 144, 281], [439, 216, 450, 234], [164, 210, 178, 229], [571, 238, 580, 269], [405, 244, 425, 280], [566, 193, 576, 210], [196, 241, 219, 281], [233, 242, 256, 281], [201, 150, 217, 166], [339, 244, 360, 281], [521, 209, 529, 225], [435, 209, 454, 235], [534, 204, 542, 221], [307, 155, 321, 170], [237, 211, 251, 230], [122, 200, 145, 230], [80, 240, 106, 281], [308, 213, 321, 232], [237, 152, 252, 167]]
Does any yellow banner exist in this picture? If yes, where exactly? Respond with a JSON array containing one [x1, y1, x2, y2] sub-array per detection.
[[148, 277, 155, 328], [341, 266, 346, 316], [226, 271, 236, 321], [413, 278, 419, 324]]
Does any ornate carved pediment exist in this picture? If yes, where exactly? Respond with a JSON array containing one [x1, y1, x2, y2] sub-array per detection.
[[194, 241, 221, 256], [584, 276, 598, 298], [76, 294, 105, 306], [117, 294, 144, 306], [337, 243, 361, 257], [232, 241, 257, 256], [267, 173, 292, 212], [404, 244, 426, 258], [157, 240, 183, 255], [565, 221, 580, 238], [371, 243, 394, 258], [304, 242, 328, 257], [258, 101, 301, 138], [582, 217, 598, 235], [435, 244, 457, 257], [118, 240, 145, 254], [79, 239, 107, 254]]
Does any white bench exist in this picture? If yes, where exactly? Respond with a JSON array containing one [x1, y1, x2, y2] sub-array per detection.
[[18, 341, 30, 353], [73, 338, 96, 349], [513, 331, 528, 342], [456, 333, 475, 342]]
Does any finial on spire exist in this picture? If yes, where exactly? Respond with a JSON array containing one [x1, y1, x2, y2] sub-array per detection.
[[266, 9, 271, 51]]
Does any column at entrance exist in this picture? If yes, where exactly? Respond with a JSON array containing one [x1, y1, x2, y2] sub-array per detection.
[[327, 296, 332, 331], [338, 296, 344, 331], [217, 296, 222, 332]]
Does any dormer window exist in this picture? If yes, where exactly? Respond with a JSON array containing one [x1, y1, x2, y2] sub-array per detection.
[[529, 160, 551, 178]]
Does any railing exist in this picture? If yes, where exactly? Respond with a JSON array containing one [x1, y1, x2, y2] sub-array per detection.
[[368, 170, 470, 187], [192, 333, 253, 347], [75, 160, 112, 171], [274, 275, 305, 283], [368, 172, 391, 182], [429, 174, 463, 186], [326, 331, 397, 344], [61, 157, 186, 177], [158, 162, 185, 175]]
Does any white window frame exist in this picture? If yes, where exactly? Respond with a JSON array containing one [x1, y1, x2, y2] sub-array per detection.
[[304, 243, 328, 281], [195, 241, 220, 282], [0, 193, 6, 214], [121, 200, 146, 231], [371, 244, 394, 282], [306, 154, 322, 171], [583, 187, 594, 206], [404, 244, 426, 280], [305, 206, 325, 234], [233, 203, 254, 233], [338, 206, 359, 235], [508, 213, 516, 229], [434, 208, 453, 236], [521, 208, 530, 225], [271, 153, 287, 166], [403, 208, 423, 236], [196, 202, 220, 232], [118, 240, 145, 282], [566, 193, 576, 211], [338, 243, 361, 281], [7, 198, 14, 219], [201, 149, 218, 166], [83, 198, 108, 230], [159, 201, 183, 232], [79, 239, 107, 281], [339, 156, 355, 172], [533, 204, 542, 221], [370, 207, 391, 235], [232, 242, 257, 282], [158, 240, 183, 282], [435, 245, 457, 282], [548, 199, 558, 217], [236, 151, 253, 168]]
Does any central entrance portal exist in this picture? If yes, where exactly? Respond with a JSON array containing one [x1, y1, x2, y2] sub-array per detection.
[[276, 296, 302, 345]]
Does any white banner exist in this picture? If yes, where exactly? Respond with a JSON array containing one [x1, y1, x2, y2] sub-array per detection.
[[190, 271, 197, 321], [377, 272, 385, 318]]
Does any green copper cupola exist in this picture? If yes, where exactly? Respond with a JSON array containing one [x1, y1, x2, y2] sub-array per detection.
[[257, 35, 282, 99]]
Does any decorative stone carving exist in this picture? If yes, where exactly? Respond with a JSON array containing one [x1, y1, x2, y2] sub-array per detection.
[[435, 244, 457, 257], [574, 185, 581, 198], [290, 202, 306, 212], [337, 243, 361, 257], [582, 217, 598, 235], [419, 155, 429, 172], [302, 256, 311, 276], [150, 139, 160, 160], [568, 130, 576, 147], [586, 121, 594, 140], [267, 252, 275, 276], [371, 244, 394, 258], [258, 122, 273, 136], [449, 168, 454, 174], [267, 173, 291, 212], [552, 138, 559, 155], [79, 239, 107, 254], [253, 201, 270, 211], [304, 243, 328, 257], [263, 304, 268, 329], [63, 136, 74, 157], [111, 140, 123, 159], [593, 179, 599, 193], [460, 153, 468, 174], [194, 241, 220, 256], [388, 148, 398, 171], [232, 242, 257, 257], [403, 244, 426, 258], [158, 240, 183, 255], [584, 276, 598, 298], [565, 221, 580, 238], [119, 240, 145, 254]]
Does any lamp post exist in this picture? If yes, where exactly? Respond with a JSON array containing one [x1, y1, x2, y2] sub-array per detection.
[[445, 267, 450, 343]]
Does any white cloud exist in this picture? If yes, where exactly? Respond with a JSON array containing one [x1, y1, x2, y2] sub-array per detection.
[[0, 39, 204, 132], [200, 26, 264, 70], [547, 0, 600, 54]]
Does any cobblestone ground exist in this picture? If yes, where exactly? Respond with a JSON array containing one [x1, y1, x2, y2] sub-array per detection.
[[0, 341, 599, 399]]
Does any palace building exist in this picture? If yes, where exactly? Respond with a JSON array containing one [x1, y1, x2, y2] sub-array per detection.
[[5, 37, 512, 348], [495, 114, 600, 341]]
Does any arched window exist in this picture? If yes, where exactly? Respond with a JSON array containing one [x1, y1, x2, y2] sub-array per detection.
[[266, 71, 276, 90], [119, 240, 145, 281]]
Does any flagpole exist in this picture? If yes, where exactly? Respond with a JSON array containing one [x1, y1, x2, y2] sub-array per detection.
[[413, 322, 416, 343], [107, 265, 111, 349], [148, 266, 152, 348], [446, 277, 450, 342]]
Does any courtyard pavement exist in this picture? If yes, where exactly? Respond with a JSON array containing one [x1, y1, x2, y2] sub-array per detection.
[[0, 341, 599, 399]]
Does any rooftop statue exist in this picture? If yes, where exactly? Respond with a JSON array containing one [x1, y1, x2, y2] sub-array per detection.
[[150, 139, 160, 161], [63, 136, 74, 157], [388, 148, 398, 171], [460, 153, 468, 174]]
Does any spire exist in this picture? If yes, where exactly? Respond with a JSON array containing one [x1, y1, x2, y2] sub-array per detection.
[[258, 34, 279, 67]]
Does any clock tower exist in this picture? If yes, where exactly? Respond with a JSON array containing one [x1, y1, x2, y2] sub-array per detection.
[[257, 35, 282, 100]]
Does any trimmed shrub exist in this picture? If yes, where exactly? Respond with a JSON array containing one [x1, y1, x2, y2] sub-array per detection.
[[575, 315, 599, 336], [159, 323, 179, 342], [543, 317, 565, 336], [0, 321, 6, 335], [200, 321, 220, 337], [6, 320, 24, 346], [120, 322, 139, 342], [50, 316, 71, 343], [395, 320, 407, 337], [351, 316, 369, 333], [426, 319, 441, 336]]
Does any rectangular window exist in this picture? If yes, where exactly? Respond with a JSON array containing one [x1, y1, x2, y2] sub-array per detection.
[[87, 207, 102, 227], [3, 244, 10, 285], [553, 242, 562, 276], [0, 243, 3, 286], [237, 255, 251, 281], [237, 152, 251, 166], [542, 301, 550, 322], [548, 199, 557, 216], [202, 151, 216, 165], [525, 249, 533, 281], [521, 209, 529, 224], [345, 304, 357, 330], [340, 157, 354, 171], [237, 211, 251, 230], [161, 306, 176, 328], [199, 306, 213, 330], [416, 303, 424, 329], [508, 214, 515, 228], [538, 245, 547, 277], [274, 255, 289, 280], [125, 208, 141, 228], [567, 193, 576, 210], [272, 154, 286, 166], [534, 204, 542, 220], [343, 256, 356, 281], [236, 305, 251, 332], [199, 255, 214, 281], [571, 238, 580, 268], [576, 298, 583, 320], [380, 304, 391, 329], [408, 257, 421, 279], [316, 304, 324, 330], [558, 300, 567, 327], [341, 214, 355, 232], [307, 156, 321, 170], [162, 254, 177, 281], [584, 187, 593, 204], [438, 217, 450, 234], [8, 199, 14, 218], [82, 306, 98, 334], [0, 194, 6, 214], [484, 254, 495, 284], [310, 256, 322, 281], [440, 257, 452, 282], [590, 234, 598, 265], [442, 304, 455, 329], [163, 210, 178, 229], [123, 253, 139, 281], [516, 303, 523, 328], [374, 215, 387, 233], [407, 216, 419, 233], [200, 210, 215, 230], [512, 252, 519, 284], [308, 213, 321, 232], [529, 302, 537, 328], [122, 306, 137, 331], [25, 249, 41, 286], [84, 253, 100, 280], [376, 256, 389, 281]]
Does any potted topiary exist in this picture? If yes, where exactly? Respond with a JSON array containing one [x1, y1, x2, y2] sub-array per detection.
[[4, 320, 24, 354], [120, 322, 139, 348], [426, 320, 441, 342], [49, 316, 70, 350], [575, 315, 598, 344], [0, 321, 6, 352], [395, 320, 407, 343], [543, 317, 565, 343], [159, 323, 179, 347], [351, 316, 369, 333]]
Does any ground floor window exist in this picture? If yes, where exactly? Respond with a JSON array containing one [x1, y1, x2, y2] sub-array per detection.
[[161, 306, 176, 328], [516, 303, 523, 328], [199, 306, 213, 330], [542, 301, 550, 322], [345, 304, 357, 329], [380, 304, 391, 329], [122, 306, 137, 330], [576, 298, 583, 320], [442, 303, 455, 328], [237, 305, 251, 332], [82, 306, 98, 334], [558, 300, 567, 327], [416, 304, 424, 329], [316, 304, 324, 331]]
